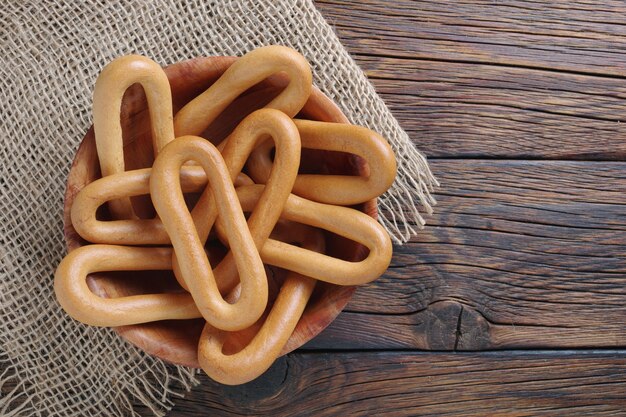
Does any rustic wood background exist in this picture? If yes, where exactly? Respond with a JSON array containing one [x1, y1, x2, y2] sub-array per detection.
[[166, 1, 626, 415]]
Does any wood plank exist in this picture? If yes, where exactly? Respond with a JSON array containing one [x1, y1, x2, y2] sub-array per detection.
[[316, 0, 626, 158], [356, 57, 626, 159], [303, 160, 626, 350], [317, 0, 626, 76], [169, 351, 626, 416]]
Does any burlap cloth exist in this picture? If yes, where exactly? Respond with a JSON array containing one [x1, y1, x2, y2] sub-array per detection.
[[0, 1, 437, 415]]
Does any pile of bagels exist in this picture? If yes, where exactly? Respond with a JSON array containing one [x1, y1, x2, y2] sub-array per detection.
[[55, 46, 397, 385]]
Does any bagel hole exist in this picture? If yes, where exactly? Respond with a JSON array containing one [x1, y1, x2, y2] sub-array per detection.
[[299, 149, 366, 177], [86, 269, 184, 298], [322, 228, 370, 263], [199, 74, 288, 147], [94, 201, 111, 221], [220, 265, 288, 355], [115, 83, 160, 219], [120, 84, 156, 171], [92, 195, 158, 222]]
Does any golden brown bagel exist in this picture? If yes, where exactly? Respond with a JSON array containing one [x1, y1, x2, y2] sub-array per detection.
[[199, 222, 323, 385], [93, 55, 175, 219], [174, 45, 312, 137], [247, 119, 397, 205], [150, 135, 267, 331]]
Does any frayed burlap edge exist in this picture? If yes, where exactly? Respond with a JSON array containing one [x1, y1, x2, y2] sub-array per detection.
[[0, 342, 199, 417]]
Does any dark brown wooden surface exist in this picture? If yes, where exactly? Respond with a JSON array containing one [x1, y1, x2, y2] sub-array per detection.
[[305, 160, 626, 350], [320, 0, 626, 159], [167, 1, 626, 415], [169, 351, 626, 416]]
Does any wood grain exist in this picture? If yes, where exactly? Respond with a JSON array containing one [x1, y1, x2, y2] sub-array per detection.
[[317, 0, 626, 76], [167, 351, 626, 416], [304, 159, 626, 350], [317, 0, 626, 159]]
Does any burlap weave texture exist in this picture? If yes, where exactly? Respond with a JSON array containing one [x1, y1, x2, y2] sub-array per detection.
[[0, 1, 437, 415]]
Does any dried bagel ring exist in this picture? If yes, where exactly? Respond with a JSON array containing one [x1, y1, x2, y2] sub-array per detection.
[[150, 135, 267, 331], [216, 184, 393, 286], [93, 55, 175, 219], [199, 222, 323, 385], [247, 119, 397, 205], [70, 166, 251, 245], [54, 245, 201, 326], [173, 45, 312, 137]]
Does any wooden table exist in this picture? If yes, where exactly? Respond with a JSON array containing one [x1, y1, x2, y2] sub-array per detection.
[[168, 1, 626, 414]]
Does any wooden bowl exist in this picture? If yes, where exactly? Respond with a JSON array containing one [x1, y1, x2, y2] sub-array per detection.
[[63, 56, 376, 368]]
